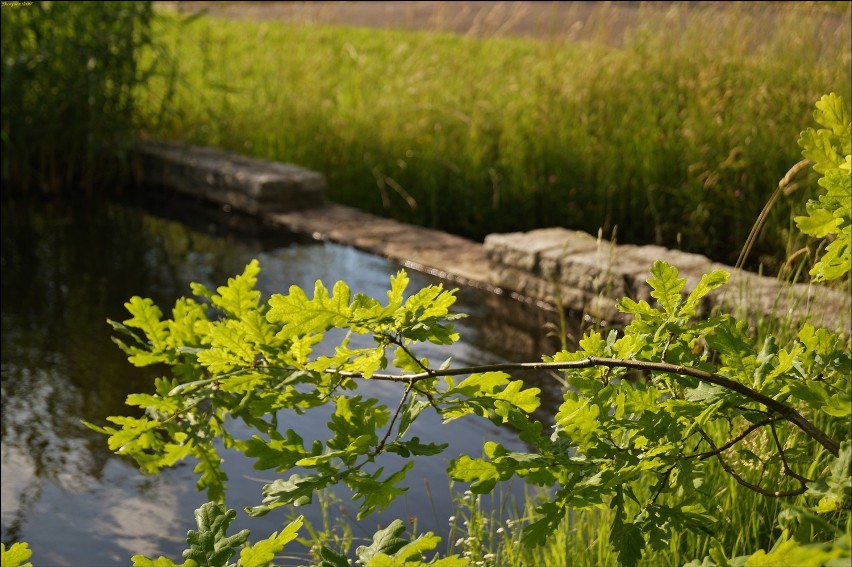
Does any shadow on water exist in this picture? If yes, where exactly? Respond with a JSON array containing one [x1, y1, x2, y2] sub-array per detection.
[[1, 189, 577, 565]]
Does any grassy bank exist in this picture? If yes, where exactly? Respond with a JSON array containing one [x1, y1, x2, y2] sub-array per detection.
[[138, 2, 850, 272]]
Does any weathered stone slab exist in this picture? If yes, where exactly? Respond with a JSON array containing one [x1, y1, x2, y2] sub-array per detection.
[[538, 232, 603, 279], [136, 140, 327, 214], [484, 228, 599, 274], [486, 227, 850, 333], [268, 205, 498, 291]]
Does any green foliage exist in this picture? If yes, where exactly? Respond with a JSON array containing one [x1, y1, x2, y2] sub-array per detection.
[[795, 92, 852, 282], [349, 519, 467, 566], [684, 530, 850, 567], [316, 518, 467, 567], [84, 260, 537, 523], [0, 543, 33, 567], [0, 1, 157, 194], [131, 502, 303, 567], [82, 251, 849, 566]]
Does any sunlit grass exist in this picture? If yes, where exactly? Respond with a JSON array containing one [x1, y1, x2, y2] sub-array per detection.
[[138, 1, 850, 273]]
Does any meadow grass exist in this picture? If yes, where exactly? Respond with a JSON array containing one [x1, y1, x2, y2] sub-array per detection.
[[138, 1, 850, 273]]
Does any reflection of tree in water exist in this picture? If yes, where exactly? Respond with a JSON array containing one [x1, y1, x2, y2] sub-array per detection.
[[0, 194, 290, 542]]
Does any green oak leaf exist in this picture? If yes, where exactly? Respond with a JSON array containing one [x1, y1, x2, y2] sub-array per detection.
[[357, 519, 409, 563], [1, 543, 33, 567], [238, 516, 303, 567], [183, 502, 250, 567], [648, 261, 686, 316], [212, 259, 262, 318], [267, 280, 352, 336]]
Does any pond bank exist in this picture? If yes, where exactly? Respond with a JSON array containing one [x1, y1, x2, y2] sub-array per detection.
[[136, 140, 851, 335]]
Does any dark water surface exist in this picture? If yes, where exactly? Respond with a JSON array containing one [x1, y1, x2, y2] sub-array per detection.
[[1, 192, 569, 566]]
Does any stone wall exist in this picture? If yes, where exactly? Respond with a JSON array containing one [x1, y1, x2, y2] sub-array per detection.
[[134, 141, 851, 335], [484, 228, 851, 333]]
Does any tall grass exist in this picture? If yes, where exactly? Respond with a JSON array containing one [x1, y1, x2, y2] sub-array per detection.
[[437, 418, 847, 566], [1, 1, 155, 195], [139, 1, 850, 272]]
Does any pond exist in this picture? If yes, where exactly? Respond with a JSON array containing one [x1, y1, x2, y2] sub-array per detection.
[[0, 191, 573, 566]]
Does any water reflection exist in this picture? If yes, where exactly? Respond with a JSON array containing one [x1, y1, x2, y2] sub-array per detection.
[[1, 192, 571, 565]]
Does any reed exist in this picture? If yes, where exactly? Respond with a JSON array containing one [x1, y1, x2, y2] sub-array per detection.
[[1, 1, 155, 195]]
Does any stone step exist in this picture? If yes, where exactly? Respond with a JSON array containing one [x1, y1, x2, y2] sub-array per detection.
[[135, 140, 327, 214]]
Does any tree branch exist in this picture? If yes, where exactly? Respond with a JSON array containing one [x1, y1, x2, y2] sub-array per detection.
[[375, 379, 415, 455], [334, 357, 840, 456]]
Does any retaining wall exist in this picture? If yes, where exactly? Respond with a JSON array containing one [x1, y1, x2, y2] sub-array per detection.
[[134, 141, 851, 335]]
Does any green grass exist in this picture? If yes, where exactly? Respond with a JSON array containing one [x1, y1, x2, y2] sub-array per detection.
[[138, 1, 850, 273], [435, 423, 847, 566], [289, 387, 850, 566]]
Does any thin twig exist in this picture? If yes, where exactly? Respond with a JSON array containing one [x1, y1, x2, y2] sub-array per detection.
[[649, 466, 675, 506], [770, 421, 814, 484], [698, 429, 807, 497], [387, 332, 434, 375], [375, 379, 415, 454], [687, 416, 781, 460]]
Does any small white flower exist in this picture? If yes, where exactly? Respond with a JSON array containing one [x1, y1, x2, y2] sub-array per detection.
[[484, 554, 496, 560], [455, 538, 465, 547], [496, 527, 504, 534], [448, 515, 456, 523]]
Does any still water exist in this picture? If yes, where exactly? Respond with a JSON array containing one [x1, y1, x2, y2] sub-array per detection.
[[1, 192, 568, 566]]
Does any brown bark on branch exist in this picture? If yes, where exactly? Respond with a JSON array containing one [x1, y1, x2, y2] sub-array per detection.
[[335, 357, 841, 457]]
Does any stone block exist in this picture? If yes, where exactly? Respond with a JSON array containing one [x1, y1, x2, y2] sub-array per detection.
[[136, 140, 327, 214], [484, 227, 598, 274]]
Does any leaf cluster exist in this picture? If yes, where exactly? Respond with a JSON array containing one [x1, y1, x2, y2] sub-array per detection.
[[83, 261, 540, 528], [795, 92, 852, 282], [131, 502, 302, 567], [71, 94, 852, 567]]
